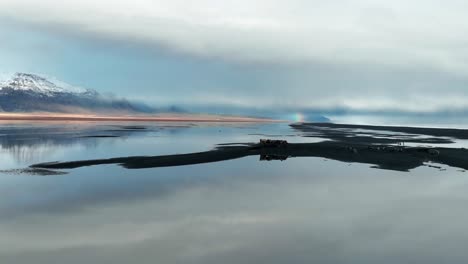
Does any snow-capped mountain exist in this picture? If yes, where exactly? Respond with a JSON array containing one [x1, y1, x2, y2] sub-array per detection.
[[0, 73, 152, 113], [0, 73, 98, 97]]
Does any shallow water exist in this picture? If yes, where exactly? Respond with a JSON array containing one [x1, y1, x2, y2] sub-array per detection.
[[2, 121, 468, 264]]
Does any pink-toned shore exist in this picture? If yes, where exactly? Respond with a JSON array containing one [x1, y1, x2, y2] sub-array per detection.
[[0, 113, 280, 123]]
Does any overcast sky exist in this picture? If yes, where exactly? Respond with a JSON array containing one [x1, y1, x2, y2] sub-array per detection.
[[1, 0, 468, 113]]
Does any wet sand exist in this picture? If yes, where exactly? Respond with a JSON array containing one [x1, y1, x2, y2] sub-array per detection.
[[0, 113, 278, 123], [30, 141, 468, 173], [29, 122, 468, 174], [292, 122, 468, 140]]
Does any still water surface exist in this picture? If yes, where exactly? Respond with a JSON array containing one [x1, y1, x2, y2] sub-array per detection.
[[1, 121, 468, 263]]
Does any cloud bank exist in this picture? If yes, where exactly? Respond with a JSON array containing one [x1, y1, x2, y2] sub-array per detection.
[[1, 0, 468, 72], [1, 0, 468, 115]]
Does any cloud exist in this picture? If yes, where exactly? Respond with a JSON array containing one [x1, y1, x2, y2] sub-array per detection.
[[1, 0, 468, 75], [2, 0, 468, 115]]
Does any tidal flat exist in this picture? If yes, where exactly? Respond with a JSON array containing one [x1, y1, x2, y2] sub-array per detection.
[[2, 121, 468, 263]]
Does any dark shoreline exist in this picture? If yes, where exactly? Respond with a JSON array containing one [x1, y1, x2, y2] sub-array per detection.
[[30, 142, 468, 173], [28, 122, 468, 174], [293, 122, 468, 140]]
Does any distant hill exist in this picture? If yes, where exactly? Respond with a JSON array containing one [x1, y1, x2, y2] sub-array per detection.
[[0, 73, 154, 113]]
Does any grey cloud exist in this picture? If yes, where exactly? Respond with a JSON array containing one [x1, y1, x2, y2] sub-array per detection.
[[1, 0, 468, 73], [2, 1, 468, 114]]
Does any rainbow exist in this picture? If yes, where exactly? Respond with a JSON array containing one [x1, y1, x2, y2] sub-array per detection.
[[293, 113, 305, 122]]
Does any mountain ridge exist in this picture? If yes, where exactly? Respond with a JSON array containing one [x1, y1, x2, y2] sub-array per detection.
[[0, 73, 153, 113]]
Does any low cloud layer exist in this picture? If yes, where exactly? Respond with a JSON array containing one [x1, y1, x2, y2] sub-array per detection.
[[1, 0, 468, 73], [1, 0, 468, 114]]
